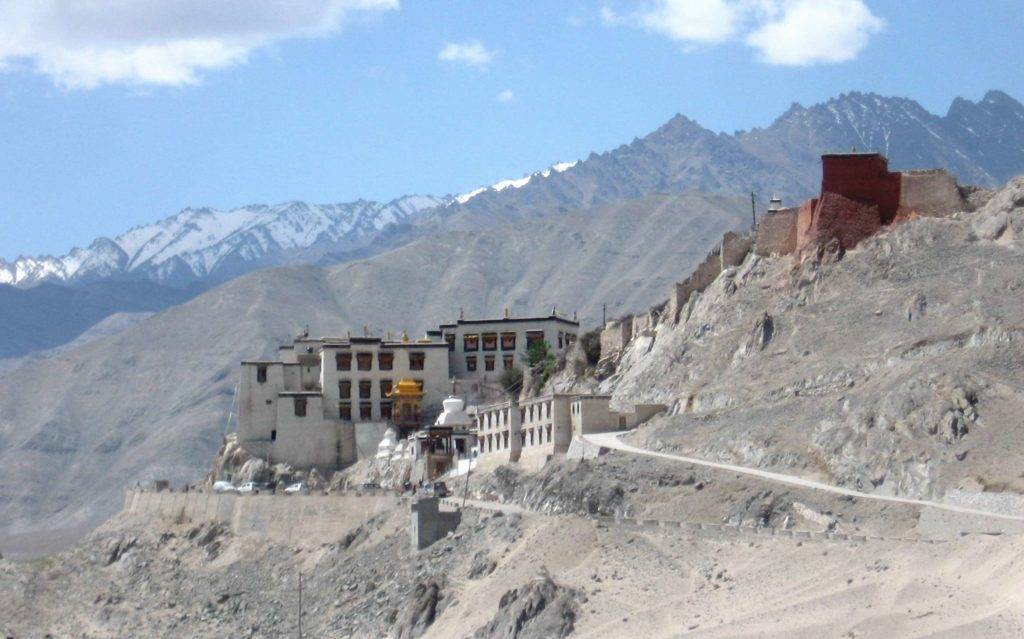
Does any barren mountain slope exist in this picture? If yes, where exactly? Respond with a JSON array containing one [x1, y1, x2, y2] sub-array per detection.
[[0, 193, 748, 542], [604, 175, 1024, 500]]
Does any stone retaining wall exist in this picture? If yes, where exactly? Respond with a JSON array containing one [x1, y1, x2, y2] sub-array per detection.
[[122, 489, 401, 546]]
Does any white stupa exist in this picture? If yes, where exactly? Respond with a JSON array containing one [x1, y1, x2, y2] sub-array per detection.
[[434, 396, 474, 429], [376, 427, 399, 460]]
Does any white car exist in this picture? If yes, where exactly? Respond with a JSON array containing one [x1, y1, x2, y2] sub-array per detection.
[[212, 481, 236, 493], [284, 482, 305, 494], [237, 482, 260, 494]]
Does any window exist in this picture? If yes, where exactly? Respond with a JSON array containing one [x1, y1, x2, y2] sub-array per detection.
[[500, 332, 516, 350], [503, 355, 514, 370], [526, 330, 544, 349], [339, 380, 351, 398], [339, 402, 352, 420], [618, 416, 627, 428], [546, 402, 551, 419], [463, 334, 479, 351], [444, 333, 455, 350], [356, 353, 372, 371], [558, 332, 564, 349], [270, 429, 277, 442], [265, 399, 272, 405], [359, 380, 372, 399], [484, 355, 495, 371], [336, 352, 351, 370], [359, 402, 373, 420], [293, 397, 307, 417], [380, 379, 393, 397], [256, 365, 267, 383], [466, 355, 477, 372], [482, 332, 498, 351], [380, 401, 393, 420], [409, 351, 425, 371], [378, 352, 394, 371]]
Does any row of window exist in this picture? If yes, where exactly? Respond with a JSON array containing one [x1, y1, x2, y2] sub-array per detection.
[[455, 330, 577, 352], [338, 401, 389, 421], [337, 378, 423, 399], [465, 354, 515, 372], [481, 425, 554, 453], [334, 351, 425, 372], [289, 395, 397, 421]]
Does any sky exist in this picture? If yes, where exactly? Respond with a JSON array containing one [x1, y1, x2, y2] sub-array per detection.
[[0, 0, 1022, 260]]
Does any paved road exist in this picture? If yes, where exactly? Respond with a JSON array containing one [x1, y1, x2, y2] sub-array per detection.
[[584, 431, 1024, 523]]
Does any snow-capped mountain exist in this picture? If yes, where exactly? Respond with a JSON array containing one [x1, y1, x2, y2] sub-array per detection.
[[0, 195, 449, 288], [454, 161, 578, 204]]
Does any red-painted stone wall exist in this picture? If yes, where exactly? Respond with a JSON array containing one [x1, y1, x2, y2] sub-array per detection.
[[821, 154, 902, 224], [798, 192, 882, 252]]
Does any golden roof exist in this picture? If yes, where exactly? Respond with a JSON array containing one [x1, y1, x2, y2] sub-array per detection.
[[388, 379, 423, 398]]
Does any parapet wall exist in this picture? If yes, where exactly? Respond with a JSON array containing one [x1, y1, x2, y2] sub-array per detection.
[[669, 231, 752, 322], [122, 489, 401, 546], [899, 170, 965, 217], [599, 317, 633, 358], [754, 208, 798, 256]]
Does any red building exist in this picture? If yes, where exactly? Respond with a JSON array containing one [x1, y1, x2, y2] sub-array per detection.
[[796, 152, 902, 252]]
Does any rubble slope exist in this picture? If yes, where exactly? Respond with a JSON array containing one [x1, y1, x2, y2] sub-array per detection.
[[605, 175, 1024, 500]]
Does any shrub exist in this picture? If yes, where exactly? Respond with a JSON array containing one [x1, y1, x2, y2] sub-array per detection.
[[499, 366, 524, 396], [579, 328, 601, 366]]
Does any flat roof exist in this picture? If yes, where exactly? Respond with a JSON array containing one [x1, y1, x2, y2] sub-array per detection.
[[438, 314, 579, 329], [279, 391, 321, 397], [320, 340, 447, 349], [240, 360, 282, 365], [821, 152, 882, 158]]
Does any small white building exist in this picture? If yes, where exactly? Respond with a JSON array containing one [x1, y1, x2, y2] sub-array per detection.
[[473, 393, 666, 468]]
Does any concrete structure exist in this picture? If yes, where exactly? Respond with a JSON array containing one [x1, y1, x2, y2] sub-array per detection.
[[473, 393, 665, 467], [410, 497, 461, 550], [238, 332, 450, 471], [411, 395, 477, 482], [568, 395, 667, 438], [432, 311, 580, 382]]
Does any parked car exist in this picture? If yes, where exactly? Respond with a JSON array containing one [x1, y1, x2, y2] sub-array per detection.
[[212, 481, 236, 493], [433, 482, 450, 498], [237, 482, 261, 495], [284, 482, 305, 494], [360, 481, 381, 490]]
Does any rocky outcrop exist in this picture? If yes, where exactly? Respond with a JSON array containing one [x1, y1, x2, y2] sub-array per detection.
[[472, 573, 580, 639]]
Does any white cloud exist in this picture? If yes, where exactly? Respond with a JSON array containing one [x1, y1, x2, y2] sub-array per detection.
[[0, 0, 398, 89], [746, 0, 884, 65], [497, 89, 514, 102], [636, 0, 742, 44], [606, 0, 883, 65], [437, 40, 494, 67]]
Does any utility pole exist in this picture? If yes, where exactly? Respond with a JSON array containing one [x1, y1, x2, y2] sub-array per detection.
[[750, 191, 757, 230], [297, 570, 303, 639], [602, 304, 606, 327]]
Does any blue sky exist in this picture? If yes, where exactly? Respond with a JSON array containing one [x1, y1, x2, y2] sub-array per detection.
[[0, 0, 1022, 260]]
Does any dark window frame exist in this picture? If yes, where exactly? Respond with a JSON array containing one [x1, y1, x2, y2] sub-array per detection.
[[482, 332, 498, 351], [378, 352, 394, 371], [359, 402, 373, 421], [293, 397, 307, 417], [484, 354, 495, 371], [408, 351, 425, 371], [463, 333, 479, 351], [466, 355, 477, 372], [336, 352, 351, 370], [339, 380, 351, 398], [356, 352, 373, 371], [339, 402, 352, 420], [358, 380, 372, 399], [256, 365, 268, 383]]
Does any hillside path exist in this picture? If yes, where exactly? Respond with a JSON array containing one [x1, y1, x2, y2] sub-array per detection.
[[583, 431, 1024, 523]]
